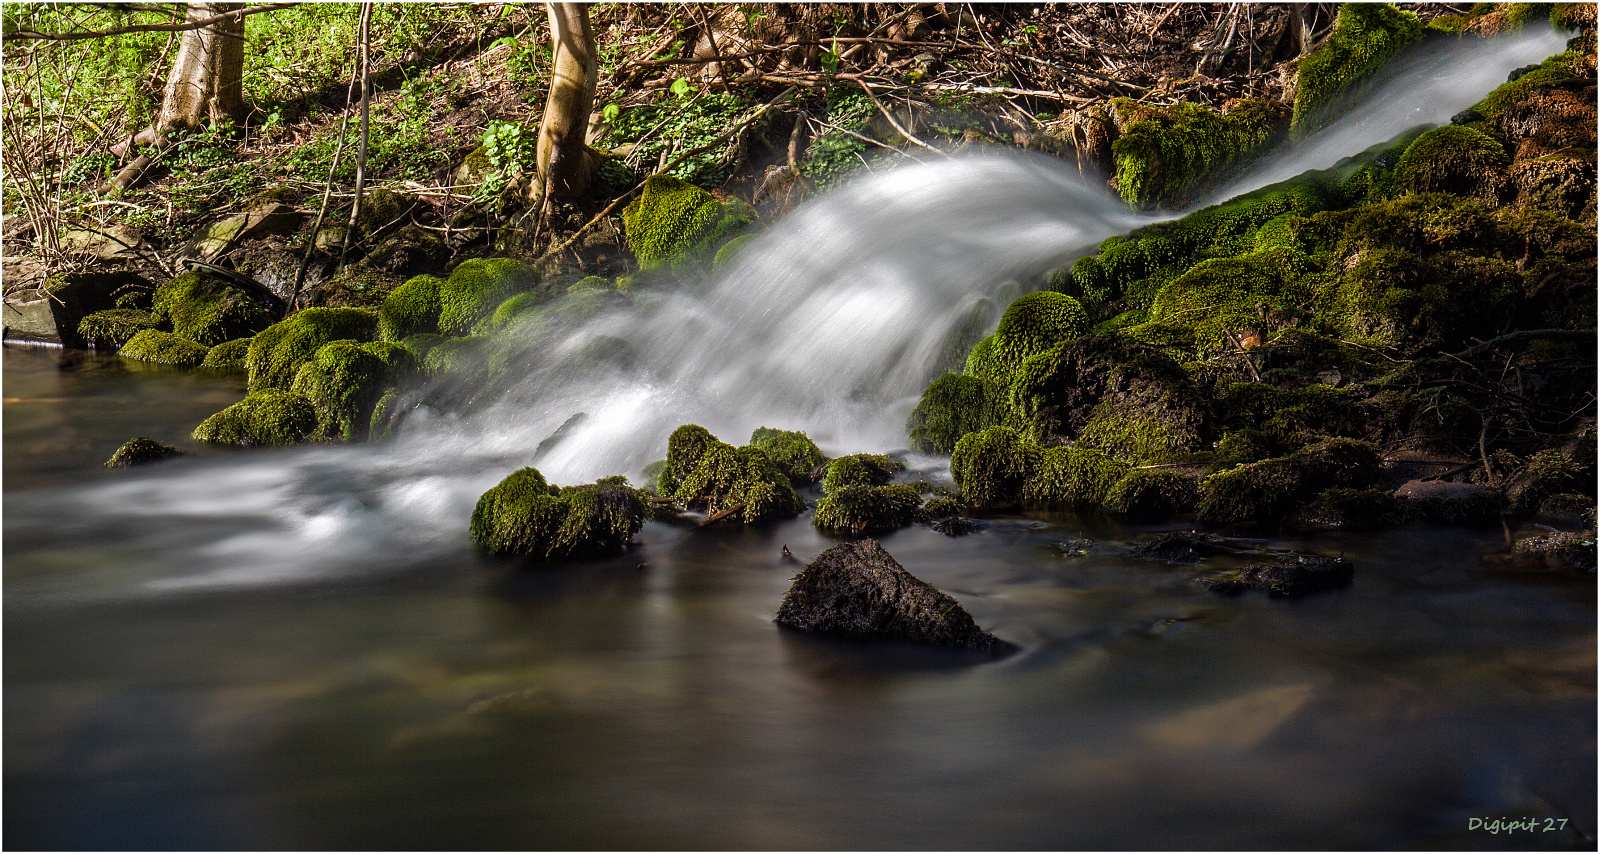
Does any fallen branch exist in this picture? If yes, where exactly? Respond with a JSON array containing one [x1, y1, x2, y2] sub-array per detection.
[[852, 76, 943, 155], [701, 503, 745, 525], [8, 3, 295, 41]]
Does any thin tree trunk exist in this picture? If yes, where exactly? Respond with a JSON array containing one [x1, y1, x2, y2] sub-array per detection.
[[338, 1, 374, 270], [536, 2, 597, 205], [156, 2, 246, 134]]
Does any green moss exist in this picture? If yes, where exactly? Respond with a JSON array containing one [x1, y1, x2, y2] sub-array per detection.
[[368, 387, 404, 442], [200, 336, 253, 369], [1197, 437, 1383, 525], [376, 274, 442, 342], [1105, 469, 1199, 521], [821, 454, 902, 493], [119, 329, 210, 367], [568, 275, 611, 293], [398, 332, 448, 362], [480, 291, 542, 333], [622, 175, 758, 271], [656, 425, 805, 523], [1292, 3, 1424, 135], [1022, 446, 1131, 505], [422, 335, 492, 377], [1550, 3, 1596, 31], [812, 484, 923, 536], [288, 339, 418, 441], [906, 372, 990, 454], [1110, 98, 1287, 209], [469, 468, 647, 560], [1140, 248, 1314, 354], [245, 307, 377, 393], [150, 272, 275, 347], [712, 233, 758, 268], [438, 258, 540, 336], [1395, 125, 1508, 197], [748, 427, 826, 483], [191, 388, 319, 446], [991, 291, 1089, 372], [658, 424, 718, 497], [105, 437, 182, 468], [950, 425, 1039, 507], [78, 309, 156, 348]]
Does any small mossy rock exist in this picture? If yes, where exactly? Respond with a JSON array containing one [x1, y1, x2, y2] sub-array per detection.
[[354, 187, 408, 239], [40, 270, 152, 348], [1198, 437, 1384, 525], [1510, 530, 1599, 572], [1129, 530, 1243, 564], [567, 275, 611, 293], [289, 339, 417, 441], [398, 332, 449, 362], [1501, 448, 1590, 517], [1292, 487, 1401, 531], [200, 336, 253, 370], [1292, 3, 1425, 135], [1110, 98, 1287, 209], [377, 274, 443, 342], [1142, 249, 1313, 355], [245, 307, 377, 392], [438, 258, 541, 336], [1105, 469, 1199, 522], [470, 469, 647, 561], [1395, 125, 1509, 198], [1198, 555, 1354, 597], [422, 334, 493, 377], [657, 424, 719, 497], [78, 309, 156, 349], [712, 233, 758, 268], [481, 291, 543, 334], [821, 454, 901, 494], [812, 484, 924, 536], [774, 539, 1009, 651], [1392, 479, 1505, 524], [622, 175, 757, 271], [987, 291, 1089, 381], [1535, 492, 1595, 530], [1072, 353, 1213, 465], [119, 329, 210, 367], [105, 437, 182, 468], [150, 272, 276, 346], [748, 427, 826, 484], [950, 425, 1039, 508], [907, 372, 989, 454], [674, 441, 806, 524], [192, 388, 318, 446], [1022, 446, 1131, 505]]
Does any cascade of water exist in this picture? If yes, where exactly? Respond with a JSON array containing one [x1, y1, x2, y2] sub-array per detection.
[[6, 26, 1570, 591]]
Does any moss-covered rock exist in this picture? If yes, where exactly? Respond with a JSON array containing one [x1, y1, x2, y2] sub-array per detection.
[[377, 274, 443, 342], [191, 388, 318, 446], [1110, 98, 1287, 209], [288, 339, 418, 441], [748, 427, 826, 483], [821, 454, 902, 493], [245, 307, 377, 392], [1292, 487, 1401, 531], [363, 224, 446, 274], [656, 425, 805, 523], [712, 233, 758, 268], [907, 372, 989, 454], [622, 174, 757, 271], [813, 484, 924, 536], [398, 332, 449, 362], [200, 336, 253, 369], [78, 309, 157, 349], [1395, 124, 1509, 198], [438, 258, 541, 336], [119, 329, 210, 367], [40, 270, 153, 349], [1141, 249, 1313, 354], [950, 425, 1039, 507], [105, 437, 182, 468], [1022, 445, 1131, 505], [150, 272, 276, 346], [422, 334, 492, 377], [1198, 437, 1384, 525], [1198, 554, 1353, 597], [1291, 3, 1424, 135], [470, 468, 647, 561], [1105, 469, 1200, 522]]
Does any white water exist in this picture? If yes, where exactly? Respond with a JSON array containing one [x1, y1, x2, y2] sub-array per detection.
[[7, 25, 1570, 593]]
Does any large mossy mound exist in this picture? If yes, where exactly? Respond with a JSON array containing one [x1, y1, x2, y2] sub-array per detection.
[[470, 468, 647, 561], [748, 427, 827, 483], [377, 274, 443, 341], [438, 258, 542, 336], [622, 175, 757, 272], [813, 484, 924, 536], [192, 388, 318, 446], [656, 424, 805, 523], [950, 425, 1039, 507], [150, 272, 277, 347], [1198, 438, 1384, 525], [78, 309, 157, 349], [1110, 98, 1287, 209], [907, 372, 988, 454], [245, 307, 377, 392], [200, 336, 253, 369], [1291, 3, 1424, 135], [119, 329, 210, 367], [288, 339, 418, 441]]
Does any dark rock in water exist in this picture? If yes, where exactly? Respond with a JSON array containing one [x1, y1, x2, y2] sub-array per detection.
[[1507, 63, 1540, 82], [1060, 537, 1096, 556], [105, 437, 183, 468], [921, 495, 978, 536], [1510, 531, 1598, 572], [1291, 487, 1401, 531], [1129, 530, 1259, 564], [775, 540, 1009, 652], [1198, 555, 1353, 597], [1450, 108, 1485, 126], [1393, 479, 1503, 524], [927, 515, 979, 537]]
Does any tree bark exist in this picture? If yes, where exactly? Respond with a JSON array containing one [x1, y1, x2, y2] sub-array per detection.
[[156, 1, 246, 135], [536, 2, 597, 203]]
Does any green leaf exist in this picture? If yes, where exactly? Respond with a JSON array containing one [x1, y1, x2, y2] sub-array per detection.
[[602, 103, 620, 124], [670, 77, 694, 97]]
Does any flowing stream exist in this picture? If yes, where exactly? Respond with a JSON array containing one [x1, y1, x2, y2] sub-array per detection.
[[5, 24, 1590, 850]]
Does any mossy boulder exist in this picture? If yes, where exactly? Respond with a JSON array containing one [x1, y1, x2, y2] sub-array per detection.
[[656, 425, 805, 523], [907, 372, 989, 454], [1198, 554, 1353, 597], [622, 175, 758, 271], [1198, 437, 1384, 526], [191, 388, 319, 446], [1110, 98, 1287, 209], [363, 224, 447, 274], [1395, 125, 1509, 199], [306, 266, 400, 310], [78, 309, 157, 349], [105, 437, 182, 468], [119, 329, 210, 367], [245, 307, 377, 392], [438, 258, 541, 336], [377, 274, 443, 342], [950, 425, 1039, 507], [813, 484, 924, 536], [1022, 445, 1131, 505], [1292, 487, 1402, 531], [288, 339, 418, 441], [977, 291, 1089, 385], [470, 468, 647, 561], [748, 427, 826, 483], [821, 454, 902, 493], [1291, 3, 1424, 135], [39, 270, 152, 348], [712, 233, 758, 268], [1140, 249, 1313, 354], [200, 336, 253, 369], [1105, 469, 1200, 522], [150, 272, 277, 346]]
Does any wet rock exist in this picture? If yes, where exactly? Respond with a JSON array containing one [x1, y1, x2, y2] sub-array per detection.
[[1059, 537, 1096, 556], [105, 437, 183, 468], [921, 496, 978, 537], [1291, 487, 1401, 531], [1198, 555, 1353, 597], [927, 515, 980, 537], [1393, 479, 1504, 525], [1129, 530, 1260, 565], [774, 540, 1009, 652], [1510, 531, 1598, 572], [35, 270, 152, 348]]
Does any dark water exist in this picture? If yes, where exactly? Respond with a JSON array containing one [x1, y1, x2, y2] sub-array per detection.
[[5, 343, 1595, 850]]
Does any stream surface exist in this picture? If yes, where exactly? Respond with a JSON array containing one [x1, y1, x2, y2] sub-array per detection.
[[5, 346, 1595, 850]]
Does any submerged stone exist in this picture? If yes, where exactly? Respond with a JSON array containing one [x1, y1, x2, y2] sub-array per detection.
[[105, 437, 183, 468], [1509, 530, 1598, 572], [1393, 479, 1504, 525], [1197, 555, 1353, 598], [774, 540, 1009, 652]]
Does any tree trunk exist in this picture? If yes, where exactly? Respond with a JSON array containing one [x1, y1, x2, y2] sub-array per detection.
[[156, 2, 246, 135], [536, 2, 597, 203]]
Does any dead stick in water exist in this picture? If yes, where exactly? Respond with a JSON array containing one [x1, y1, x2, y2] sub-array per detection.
[[701, 503, 745, 525]]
